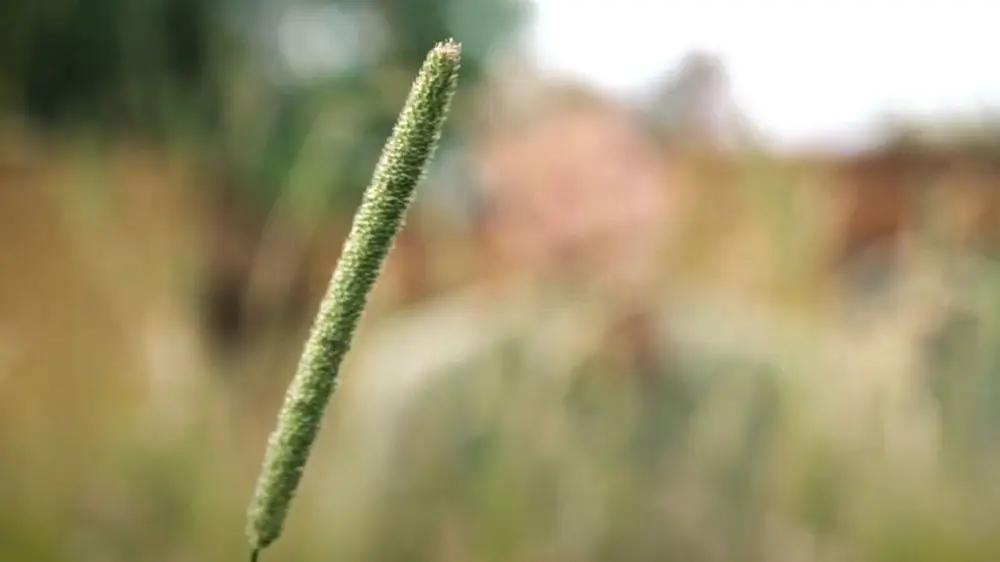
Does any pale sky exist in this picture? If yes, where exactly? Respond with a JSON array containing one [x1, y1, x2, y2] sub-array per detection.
[[529, 0, 1000, 149]]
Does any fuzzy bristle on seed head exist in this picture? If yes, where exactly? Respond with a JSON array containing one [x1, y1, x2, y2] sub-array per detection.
[[434, 38, 461, 58]]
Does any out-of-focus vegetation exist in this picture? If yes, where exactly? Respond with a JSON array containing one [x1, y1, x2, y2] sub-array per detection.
[[5, 2, 1000, 562], [0, 0, 526, 211]]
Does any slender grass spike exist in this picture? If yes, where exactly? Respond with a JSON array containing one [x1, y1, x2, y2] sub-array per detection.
[[245, 39, 461, 560]]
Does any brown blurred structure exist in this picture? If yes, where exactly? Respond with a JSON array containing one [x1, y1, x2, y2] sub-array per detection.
[[831, 142, 1000, 258]]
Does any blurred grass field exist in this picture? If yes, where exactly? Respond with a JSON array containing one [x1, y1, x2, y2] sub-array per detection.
[[5, 123, 1000, 562], [5, 3, 1000, 559]]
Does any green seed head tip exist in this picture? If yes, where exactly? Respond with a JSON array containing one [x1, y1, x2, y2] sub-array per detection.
[[435, 38, 461, 59], [245, 39, 461, 554]]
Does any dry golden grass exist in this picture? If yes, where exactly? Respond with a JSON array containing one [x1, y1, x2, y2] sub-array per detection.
[[3, 133, 1000, 561]]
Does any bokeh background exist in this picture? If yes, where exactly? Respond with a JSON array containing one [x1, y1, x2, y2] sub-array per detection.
[[5, 1, 1000, 561]]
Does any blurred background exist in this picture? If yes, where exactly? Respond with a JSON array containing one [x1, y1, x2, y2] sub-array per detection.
[[5, 1, 1000, 560]]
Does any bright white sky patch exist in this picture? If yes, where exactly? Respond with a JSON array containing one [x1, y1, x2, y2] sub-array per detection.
[[529, 0, 1000, 149]]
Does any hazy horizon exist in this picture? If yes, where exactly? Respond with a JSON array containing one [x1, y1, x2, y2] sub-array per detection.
[[530, 0, 1000, 151]]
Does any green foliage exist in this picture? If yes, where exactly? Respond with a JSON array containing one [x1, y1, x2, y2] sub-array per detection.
[[0, 0, 219, 130], [0, 0, 526, 218], [237, 0, 527, 214]]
